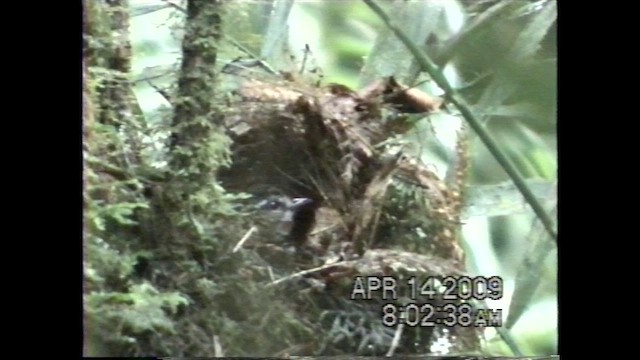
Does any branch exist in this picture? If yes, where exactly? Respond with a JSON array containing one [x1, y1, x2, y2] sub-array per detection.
[[266, 261, 353, 287], [146, 80, 172, 105], [160, 0, 186, 13], [363, 0, 557, 243]]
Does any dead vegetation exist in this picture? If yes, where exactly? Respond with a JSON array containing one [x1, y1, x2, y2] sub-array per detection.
[[217, 67, 480, 355]]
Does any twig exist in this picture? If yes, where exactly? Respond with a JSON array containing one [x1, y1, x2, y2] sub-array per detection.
[[474, 297, 524, 356], [212, 334, 224, 357], [133, 72, 175, 84], [386, 321, 405, 356], [223, 35, 279, 76], [232, 226, 257, 253], [309, 223, 338, 236], [131, 4, 172, 17], [146, 80, 172, 105], [266, 261, 352, 287], [363, 0, 557, 243], [267, 266, 275, 282], [495, 326, 524, 356], [299, 43, 310, 75], [160, 0, 186, 13], [273, 165, 314, 192]]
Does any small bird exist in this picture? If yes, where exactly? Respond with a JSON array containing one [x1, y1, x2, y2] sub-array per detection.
[[252, 194, 354, 266], [253, 195, 314, 244]]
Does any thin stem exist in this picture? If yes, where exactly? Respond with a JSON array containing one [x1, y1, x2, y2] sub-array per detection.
[[363, 0, 557, 243]]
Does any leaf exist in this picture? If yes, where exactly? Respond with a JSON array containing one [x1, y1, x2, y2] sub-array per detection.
[[102, 202, 149, 226], [474, 74, 519, 122], [506, 204, 557, 329], [463, 179, 556, 219], [475, 1, 556, 117], [482, 103, 540, 119], [508, 0, 557, 61], [260, 0, 295, 66], [359, 1, 448, 87], [91, 214, 106, 232], [434, 0, 519, 66]]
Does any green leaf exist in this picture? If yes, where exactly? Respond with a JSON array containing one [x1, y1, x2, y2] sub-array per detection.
[[464, 179, 556, 219], [359, 1, 450, 87], [507, 205, 557, 329], [508, 0, 557, 61], [101, 202, 149, 226], [261, 0, 294, 66]]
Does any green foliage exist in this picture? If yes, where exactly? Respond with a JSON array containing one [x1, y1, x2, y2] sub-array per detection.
[[85, 283, 189, 355], [85, 236, 135, 290], [85, 1, 255, 356], [100, 202, 149, 227]]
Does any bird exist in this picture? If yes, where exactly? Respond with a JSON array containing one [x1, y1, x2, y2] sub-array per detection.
[[248, 194, 317, 269], [253, 194, 314, 245], [252, 194, 352, 266]]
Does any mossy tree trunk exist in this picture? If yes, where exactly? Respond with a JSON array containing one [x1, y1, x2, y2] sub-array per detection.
[[84, 0, 238, 356], [153, 0, 233, 268]]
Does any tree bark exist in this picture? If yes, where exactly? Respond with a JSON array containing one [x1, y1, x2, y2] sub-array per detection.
[[170, 0, 224, 171]]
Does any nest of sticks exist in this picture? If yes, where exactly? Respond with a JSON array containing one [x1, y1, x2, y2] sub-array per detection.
[[218, 69, 481, 355]]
